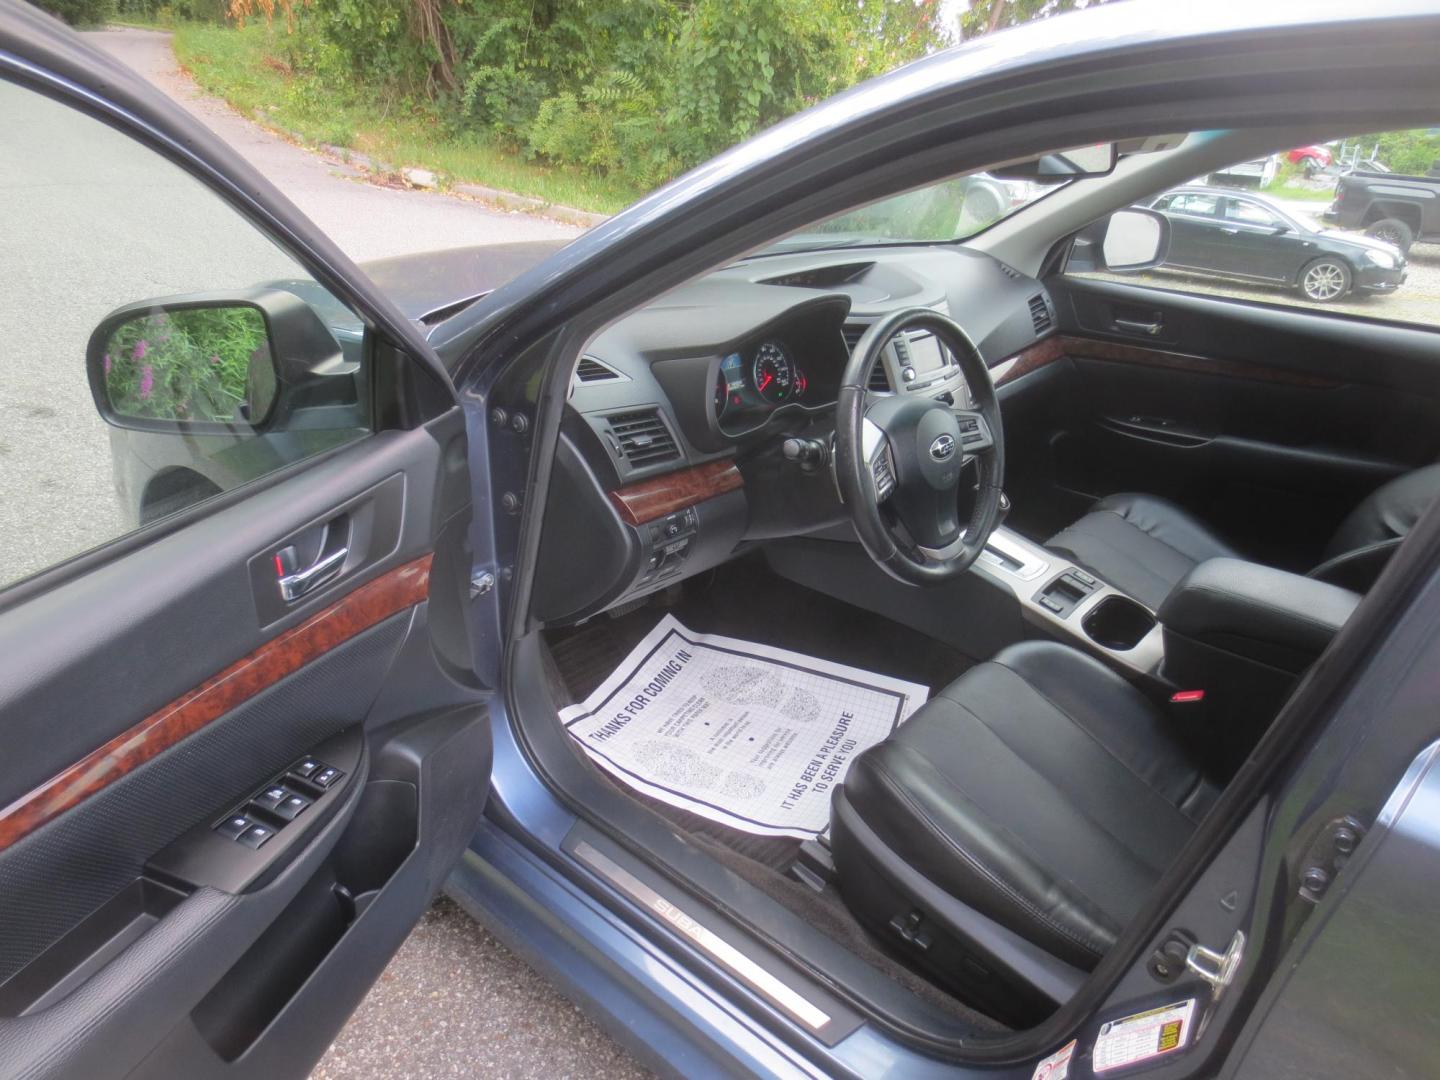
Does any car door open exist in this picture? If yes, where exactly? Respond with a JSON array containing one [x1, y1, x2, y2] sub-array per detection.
[[0, 15, 491, 1079]]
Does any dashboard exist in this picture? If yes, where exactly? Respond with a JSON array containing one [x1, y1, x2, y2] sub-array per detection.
[[534, 245, 1058, 623]]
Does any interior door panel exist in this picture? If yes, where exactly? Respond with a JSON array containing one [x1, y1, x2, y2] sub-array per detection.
[[1003, 277, 1440, 569], [0, 416, 490, 1080]]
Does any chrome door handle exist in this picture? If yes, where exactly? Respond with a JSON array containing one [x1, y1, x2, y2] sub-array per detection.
[[1113, 318, 1162, 336], [278, 546, 348, 602]]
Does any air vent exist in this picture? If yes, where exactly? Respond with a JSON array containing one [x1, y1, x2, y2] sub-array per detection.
[[996, 261, 1022, 280], [605, 409, 680, 469], [1028, 294, 1054, 336], [844, 324, 891, 391], [575, 356, 622, 383]]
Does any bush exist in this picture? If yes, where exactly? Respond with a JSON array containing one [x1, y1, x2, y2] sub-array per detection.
[[103, 307, 268, 423], [227, 0, 945, 191], [1368, 130, 1440, 177], [33, 0, 115, 26]]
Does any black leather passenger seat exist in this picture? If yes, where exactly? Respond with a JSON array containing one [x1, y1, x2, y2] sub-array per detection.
[[1046, 462, 1440, 608], [832, 641, 1218, 1020]]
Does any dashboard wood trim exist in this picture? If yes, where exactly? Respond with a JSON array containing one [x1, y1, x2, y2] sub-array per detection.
[[991, 335, 1067, 387], [989, 334, 1342, 390], [609, 460, 744, 526], [0, 555, 432, 852]]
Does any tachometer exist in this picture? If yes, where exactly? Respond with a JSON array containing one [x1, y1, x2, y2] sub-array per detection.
[[751, 341, 794, 404]]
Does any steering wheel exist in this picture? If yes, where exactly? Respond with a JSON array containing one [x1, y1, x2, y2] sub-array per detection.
[[835, 308, 1005, 585]]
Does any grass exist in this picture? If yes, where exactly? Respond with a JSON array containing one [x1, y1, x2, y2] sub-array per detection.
[[1266, 183, 1334, 203], [171, 22, 644, 216]]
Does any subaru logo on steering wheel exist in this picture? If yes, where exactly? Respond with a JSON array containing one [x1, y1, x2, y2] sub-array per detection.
[[929, 434, 957, 461]]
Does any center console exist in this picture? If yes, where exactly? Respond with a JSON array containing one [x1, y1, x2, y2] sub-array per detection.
[[975, 527, 1163, 676], [976, 526, 1361, 769]]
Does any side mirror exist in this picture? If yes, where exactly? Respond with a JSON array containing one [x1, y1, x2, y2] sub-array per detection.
[[87, 289, 353, 434], [1069, 207, 1172, 273], [1271, 223, 1291, 235]]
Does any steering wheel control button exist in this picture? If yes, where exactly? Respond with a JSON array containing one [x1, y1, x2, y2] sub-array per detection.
[[312, 766, 343, 789], [274, 793, 311, 821], [238, 823, 275, 849], [253, 785, 289, 812], [215, 814, 254, 841]]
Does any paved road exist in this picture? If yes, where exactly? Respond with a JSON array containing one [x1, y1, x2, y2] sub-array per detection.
[[93, 27, 580, 262], [0, 27, 636, 1080]]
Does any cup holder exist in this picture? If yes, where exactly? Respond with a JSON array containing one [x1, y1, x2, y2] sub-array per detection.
[[1082, 595, 1156, 651]]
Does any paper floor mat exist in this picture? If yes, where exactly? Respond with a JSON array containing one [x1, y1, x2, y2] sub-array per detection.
[[559, 614, 929, 839]]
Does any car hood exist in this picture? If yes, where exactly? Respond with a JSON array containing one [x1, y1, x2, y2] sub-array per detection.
[[1316, 229, 1403, 259], [358, 241, 572, 324]]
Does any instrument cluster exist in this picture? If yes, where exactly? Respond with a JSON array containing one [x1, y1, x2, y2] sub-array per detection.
[[713, 340, 812, 427]]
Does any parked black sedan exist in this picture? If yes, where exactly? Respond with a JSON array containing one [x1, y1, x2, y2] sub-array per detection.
[[1147, 185, 1407, 301]]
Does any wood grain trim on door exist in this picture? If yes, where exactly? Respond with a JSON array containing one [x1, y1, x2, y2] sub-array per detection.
[[609, 459, 744, 526], [989, 334, 1343, 389], [0, 554, 433, 852], [1060, 335, 1343, 388]]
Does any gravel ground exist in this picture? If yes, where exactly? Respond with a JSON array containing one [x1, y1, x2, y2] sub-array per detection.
[[312, 898, 654, 1080]]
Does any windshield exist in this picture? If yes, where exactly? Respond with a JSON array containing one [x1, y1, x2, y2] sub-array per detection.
[[763, 172, 1063, 254]]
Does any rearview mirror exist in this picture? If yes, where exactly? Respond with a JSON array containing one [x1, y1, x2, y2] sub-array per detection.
[[990, 142, 1118, 183], [87, 289, 351, 434]]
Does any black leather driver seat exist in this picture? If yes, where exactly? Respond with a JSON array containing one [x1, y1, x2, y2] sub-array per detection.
[[831, 640, 1218, 1022], [1045, 463, 1440, 609]]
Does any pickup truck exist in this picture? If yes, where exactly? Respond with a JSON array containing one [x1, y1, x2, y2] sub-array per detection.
[[1326, 168, 1440, 252]]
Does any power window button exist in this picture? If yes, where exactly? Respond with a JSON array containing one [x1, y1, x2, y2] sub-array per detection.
[[253, 785, 288, 812], [274, 793, 310, 821], [291, 759, 322, 779], [312, 766, 343, 789], [238, 824, 275, 849], [215, 814, 253, 840]]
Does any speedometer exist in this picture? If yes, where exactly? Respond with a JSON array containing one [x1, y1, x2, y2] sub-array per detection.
[[751, 341, 794, 404]]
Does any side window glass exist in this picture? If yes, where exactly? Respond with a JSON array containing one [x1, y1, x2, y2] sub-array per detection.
[[1168, 193, 1220, 217], [1225, 201, 1277, 227], [1067, 137, 1435, 325], [0, 79, 370, 591]]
